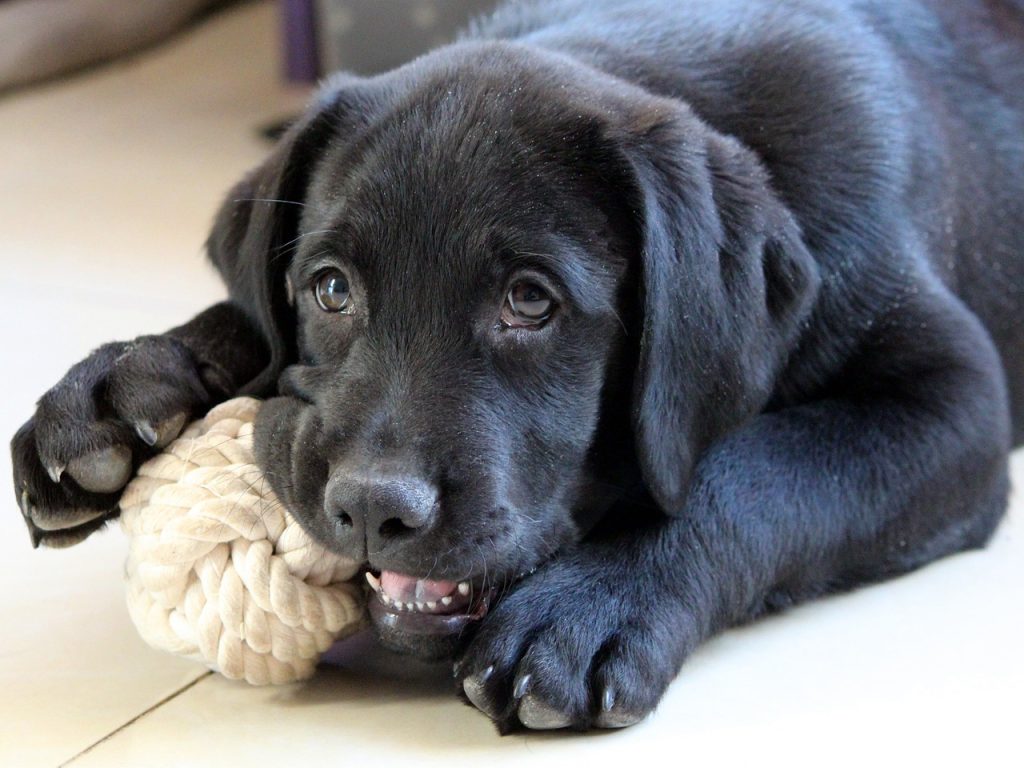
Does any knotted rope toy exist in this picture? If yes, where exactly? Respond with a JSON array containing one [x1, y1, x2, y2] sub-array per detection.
[[119, 397, 366, 685]]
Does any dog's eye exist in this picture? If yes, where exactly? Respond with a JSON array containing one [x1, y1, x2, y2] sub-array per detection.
[[314, 270, 351, 313], [502, 281, 554, 328]]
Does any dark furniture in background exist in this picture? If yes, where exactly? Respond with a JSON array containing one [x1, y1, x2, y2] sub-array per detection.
[[282, 0, 496, 81]]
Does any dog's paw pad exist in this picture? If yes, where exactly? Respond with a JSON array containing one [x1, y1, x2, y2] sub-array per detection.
[[30, 506, 110, 532], [517, 693, 572, 730], [594, 688, 645, 729], [462, 665, 501, 719], [67, 445, 132, 493]]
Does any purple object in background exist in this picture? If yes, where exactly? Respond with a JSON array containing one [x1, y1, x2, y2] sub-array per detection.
[[282, 0, 497, 83], [281, 0, 319, 83]]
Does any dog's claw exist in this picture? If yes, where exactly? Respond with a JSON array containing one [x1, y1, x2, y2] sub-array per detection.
[[512, 673, 532, 700], [45, 462, 65, 484], [601, 686, 615, 713], [20, 492, 43, 549], [134, 421, 158, 446], [134, 413, 186, 449], [517, 694, 571, 730]]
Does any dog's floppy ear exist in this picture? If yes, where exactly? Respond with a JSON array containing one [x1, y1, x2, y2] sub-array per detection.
[[615, 106, 820, 515], [206, 92, 346, 395]]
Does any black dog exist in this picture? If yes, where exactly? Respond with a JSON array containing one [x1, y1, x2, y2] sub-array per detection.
[[11, 0, 1024, 732]]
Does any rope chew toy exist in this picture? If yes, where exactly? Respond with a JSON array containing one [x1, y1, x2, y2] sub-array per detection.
[[119, 397, 365, 685]]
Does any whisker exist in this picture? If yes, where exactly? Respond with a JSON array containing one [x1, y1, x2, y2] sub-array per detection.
[[234, 198, 307, 207], [274, 229, 336, 255]]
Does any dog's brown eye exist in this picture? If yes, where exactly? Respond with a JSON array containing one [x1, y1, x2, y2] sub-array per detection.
[[502, 281, 554, 328], [314, 270, 351, 313]]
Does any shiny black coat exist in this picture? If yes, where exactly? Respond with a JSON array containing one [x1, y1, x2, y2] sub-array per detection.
[[12, 0, 1024, 732]]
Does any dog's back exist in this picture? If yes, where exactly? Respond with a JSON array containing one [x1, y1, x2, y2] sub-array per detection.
[[471, 0, 1024, 437]]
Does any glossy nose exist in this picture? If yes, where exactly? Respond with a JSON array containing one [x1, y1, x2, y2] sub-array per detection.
[[327, 471, 438, 552]]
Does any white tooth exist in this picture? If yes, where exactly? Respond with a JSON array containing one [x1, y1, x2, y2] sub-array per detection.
[[458, 582, 470, 596], [365, 572, 380, 591], [415, 601, 426, 612], [380, 593, 392, 605], [426, 601, 437, 610], [441, 596, 453, 606], [406, 602, 415, 611]]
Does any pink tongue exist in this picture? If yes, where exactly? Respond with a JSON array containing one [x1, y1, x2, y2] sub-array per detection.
[[380, 571, 456, 603]]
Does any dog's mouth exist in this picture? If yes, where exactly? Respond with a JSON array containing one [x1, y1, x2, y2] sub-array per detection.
[[365, 570, 494, 656]]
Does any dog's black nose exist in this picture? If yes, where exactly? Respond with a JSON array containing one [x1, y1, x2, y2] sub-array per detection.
[[327, 471, 438, 552]]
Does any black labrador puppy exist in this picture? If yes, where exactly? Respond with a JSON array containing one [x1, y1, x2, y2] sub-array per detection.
[[11, 0, 1024, 732]]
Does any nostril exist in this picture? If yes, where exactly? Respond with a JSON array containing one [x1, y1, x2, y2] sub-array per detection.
[[329, 472, 438, 544], [378, 517, 413, 540]]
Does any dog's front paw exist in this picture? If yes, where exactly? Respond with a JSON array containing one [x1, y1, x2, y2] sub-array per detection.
[[11, 336, 220, 547], [455, 551, 693, 732]]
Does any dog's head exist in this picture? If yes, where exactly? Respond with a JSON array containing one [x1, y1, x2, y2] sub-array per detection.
[[207, 42, 818, 657]]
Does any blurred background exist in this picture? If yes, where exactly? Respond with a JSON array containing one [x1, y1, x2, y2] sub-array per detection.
[[0, 0, 497, 93], [0, 2, 1020, 767]]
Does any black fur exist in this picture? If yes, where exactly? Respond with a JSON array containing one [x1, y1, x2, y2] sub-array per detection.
[[10, 0, 1023, 731]]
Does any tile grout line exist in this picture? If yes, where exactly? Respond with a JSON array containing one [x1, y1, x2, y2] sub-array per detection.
[[59, 672, 214, 767]]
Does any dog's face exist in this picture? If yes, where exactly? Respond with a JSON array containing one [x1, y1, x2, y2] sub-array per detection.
[[263, 59, 636, 655], [208, 43, 819, 657]]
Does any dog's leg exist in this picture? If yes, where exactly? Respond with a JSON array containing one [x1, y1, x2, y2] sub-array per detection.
[[10, 301, 269, 547], [457, 289, 1012, 732]]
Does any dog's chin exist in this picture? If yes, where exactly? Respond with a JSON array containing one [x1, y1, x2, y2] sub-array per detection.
[[365, 570, 496, 661]]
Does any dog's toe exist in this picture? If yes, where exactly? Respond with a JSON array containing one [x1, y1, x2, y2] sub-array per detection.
[[462, 665, 502, 719], [594, 688, 646, 729], [67, 445, 133, 494], [517, 693, 572, 730], [30, 505, 110, 531]]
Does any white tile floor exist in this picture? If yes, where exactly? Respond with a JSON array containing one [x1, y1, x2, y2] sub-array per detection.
[[0, 3, 1021, 766]]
